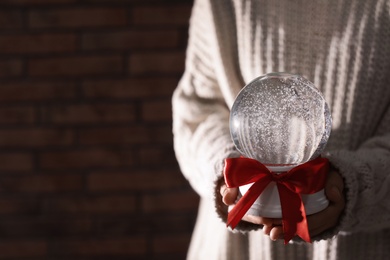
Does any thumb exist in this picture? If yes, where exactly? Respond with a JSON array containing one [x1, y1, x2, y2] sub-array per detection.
[[221, 185, 238, 205], [326, 186, 343, 204]]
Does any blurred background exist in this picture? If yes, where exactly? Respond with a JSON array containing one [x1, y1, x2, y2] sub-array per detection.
[[0, 0, 198, 259]]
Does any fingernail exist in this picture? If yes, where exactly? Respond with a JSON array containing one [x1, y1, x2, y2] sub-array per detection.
[[221, 187, 227, 196]]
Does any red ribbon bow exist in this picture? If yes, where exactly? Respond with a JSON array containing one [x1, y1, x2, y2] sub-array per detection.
[[224, 156, 329, 244]]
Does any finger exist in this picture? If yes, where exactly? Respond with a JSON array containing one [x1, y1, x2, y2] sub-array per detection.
[[306, 169, 345, 237], [326, 170, 344, 193], [326, 186, 345, 211], [219, 183, 227, 197], [308, 206, 339, 236], [309, 214, 336, 238], [263, 224, 273, 235], [269, 226, 283, 241], [242, 214, 264, 225], [220, 185, 238, 205], [241, 215, 283, 226], [263, 222, 283, 237], [308, 188, 345, 237], [308, 216, 329, 237], [259, 217, 283, 226]]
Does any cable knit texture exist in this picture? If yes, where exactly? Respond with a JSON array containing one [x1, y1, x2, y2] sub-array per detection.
[[172, 0, 390, 259]]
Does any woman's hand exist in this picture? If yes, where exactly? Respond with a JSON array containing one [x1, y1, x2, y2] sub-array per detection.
[[220, 169, 345, 241], [219, 181, 275, 225]]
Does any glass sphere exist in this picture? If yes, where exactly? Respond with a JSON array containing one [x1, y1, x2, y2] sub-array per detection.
[[230, 72, 331, 167]]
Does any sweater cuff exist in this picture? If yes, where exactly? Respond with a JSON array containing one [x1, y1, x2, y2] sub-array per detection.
[[326, 150, 358, 228]]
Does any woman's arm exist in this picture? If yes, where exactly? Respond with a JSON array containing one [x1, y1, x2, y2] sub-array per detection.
[[172, 0, 240, 199]]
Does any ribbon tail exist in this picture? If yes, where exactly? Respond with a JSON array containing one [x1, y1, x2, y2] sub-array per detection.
[[227, 179, 271, 229], [296, 203, 311, 243], [278, 184, 310, 244]]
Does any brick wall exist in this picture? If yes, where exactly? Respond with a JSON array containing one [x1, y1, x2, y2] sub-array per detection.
[[0, 0, 198, 259]]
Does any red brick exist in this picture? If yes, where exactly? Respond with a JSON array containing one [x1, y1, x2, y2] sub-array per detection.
[[42, 103, 136, 124], [149, 214, 197, 233], [44, 195, 136, 213], [29, 8, 127, 28], [0, 153, 33, 172], [82, 77, 178, 99], [141, 99, 172, 122], [0, 106, 35, 124], [0, 128, 74, 147], [0, 218, 92, 237], [97, 214, 195, 235], [142, 190, 198, 213], [0, 174, 83, 192], [0, 59, 23, 78], [78, 125, 172, 145], [138, 147, 176, 165], [28, 55, 123, 77], [83, 0, 171, 2], [44, 218, 92, 236], [130, 51, 185, 75], [82, 29, 179, 51], [0, 240, 47, 258], [51, 237, 147, 256], [0, 81, 76, 102], [88, 170, 185, 191], [95, 218, 144, 236], [39, 148, 135, 169], [132, 5, 192, 26], [0, 33, 76, 54], [0, 3, 200, 259], [0, 198, 39, 214], [153, 234, 191, 254], [0, 10, 23, 29], [2, 0, 75, 5]]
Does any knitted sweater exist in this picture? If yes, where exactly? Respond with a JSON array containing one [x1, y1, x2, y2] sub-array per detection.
[[172, 0, 390, 259]]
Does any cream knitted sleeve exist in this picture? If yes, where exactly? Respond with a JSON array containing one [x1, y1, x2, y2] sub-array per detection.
[[172, 0, 240, 199], [325, 108, 390, 236]]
